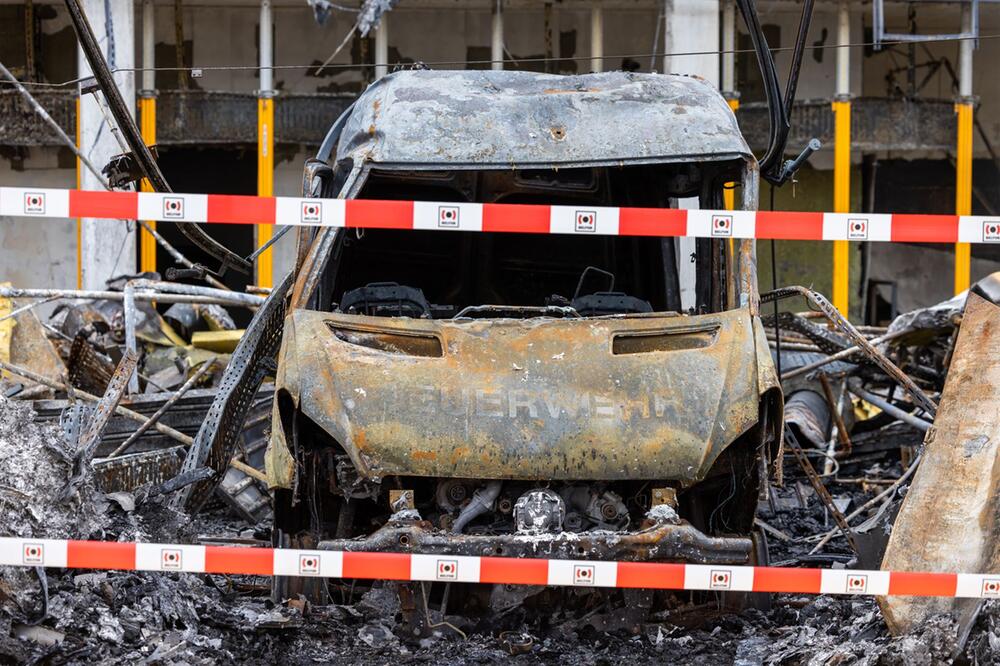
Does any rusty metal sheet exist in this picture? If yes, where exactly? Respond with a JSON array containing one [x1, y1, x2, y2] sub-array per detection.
[[3, 294, 66, 385], [879, 289, 1000, 638], [336, 70, 751, 173], [67, 334, 115, 395], [92, 446, 185, 493], [272, 307, 767, 485], [77, 349, 139, 459]]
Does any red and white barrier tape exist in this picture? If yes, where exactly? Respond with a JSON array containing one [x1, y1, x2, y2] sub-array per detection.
[[3, 186, 1000, 244], [2, 537, 999, 598]]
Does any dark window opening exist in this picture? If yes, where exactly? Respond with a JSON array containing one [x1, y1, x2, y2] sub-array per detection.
[[321, 164, 743, 317]]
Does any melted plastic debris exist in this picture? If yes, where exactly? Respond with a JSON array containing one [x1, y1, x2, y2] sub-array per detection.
[[646, 503, 680, 524]]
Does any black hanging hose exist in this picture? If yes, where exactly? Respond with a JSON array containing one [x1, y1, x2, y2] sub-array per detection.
[[735, 0, 815, 186], [63, 0, 251, 275], [782, 0, 816, 118]]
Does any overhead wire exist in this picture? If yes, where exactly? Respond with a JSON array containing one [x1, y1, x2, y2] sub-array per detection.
[[0, 57, 233, 291], [6, 32, 1000, 90]]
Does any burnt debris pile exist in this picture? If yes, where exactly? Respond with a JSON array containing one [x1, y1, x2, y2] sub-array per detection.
[[1, 274, 999, 663]]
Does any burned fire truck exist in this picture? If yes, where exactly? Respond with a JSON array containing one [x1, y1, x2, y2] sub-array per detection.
[[176, 0, 817, 621]]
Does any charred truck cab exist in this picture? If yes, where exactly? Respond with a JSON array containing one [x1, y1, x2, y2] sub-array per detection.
[[268, 68, 784, 601]]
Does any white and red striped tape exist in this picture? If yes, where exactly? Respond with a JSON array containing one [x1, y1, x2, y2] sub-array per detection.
[[3, 186, 1000, 243], [2, 537, 999, 598]]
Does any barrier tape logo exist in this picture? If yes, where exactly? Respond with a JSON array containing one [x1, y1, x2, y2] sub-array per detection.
[[23, 543, 44, 565], [573, 564, 596, 585], [436, 559, 458, 580], [301, 202, 322, 223], [848, 218, 869, 240], [982, 579, 1000, 597], [163, 197, 185, 219], [299, 554, 320, 575], [23, 192, 45, 215], [161, 548, 182, 570], [710, 569, 732, 590], [846, 574, 868, 594], [438, 206, 460, 228], [984, 221, 1000, 242], [575, 211, 597, 232], [711, 215, 733, 237]]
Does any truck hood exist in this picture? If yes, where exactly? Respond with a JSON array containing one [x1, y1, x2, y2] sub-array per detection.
[[271, 308, 768, 484]]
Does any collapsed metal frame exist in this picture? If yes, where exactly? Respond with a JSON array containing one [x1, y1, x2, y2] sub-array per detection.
[[873, 0, 980, 50]]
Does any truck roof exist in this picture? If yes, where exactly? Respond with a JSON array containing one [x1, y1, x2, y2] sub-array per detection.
[[332, 69, 753, 173]]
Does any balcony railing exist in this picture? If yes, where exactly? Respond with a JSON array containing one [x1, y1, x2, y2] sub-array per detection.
[[0, 89, 957, 155], [736, 97, 957, 153]]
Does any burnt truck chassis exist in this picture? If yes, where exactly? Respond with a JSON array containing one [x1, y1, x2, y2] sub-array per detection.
[[314, 515, 753, 564]]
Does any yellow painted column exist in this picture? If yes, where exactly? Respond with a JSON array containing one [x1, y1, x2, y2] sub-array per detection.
[[832, 99, 851, 316], [139, 95, 157, 273], [831, 0, 851, 317], [76, 96, 82, 289], [256, 96, 274, 289], [724, 97, 740, 211], [954, 101, 974, 294]]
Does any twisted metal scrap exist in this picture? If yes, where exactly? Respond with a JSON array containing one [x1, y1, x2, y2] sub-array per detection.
[[173, 271, 293, 513], [761, 286, 938, 417]]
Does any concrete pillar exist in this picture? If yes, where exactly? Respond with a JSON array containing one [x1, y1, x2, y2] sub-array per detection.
[[491, 1, 504, 71], [959, 3, 974, 99], [721, 0, 736, 96], [141, 0, 154, 93], [78, 0, 135, 290], [831, 0, 851, 316], [257, 0, 275, 288], [662, 0, 719, 84], [954, 3, 975, 294], [835, 1, 850, 98], [259, 0, 273, 92], [138, 0, 157, 274], [374, 15, 388, 79], [590, 6, 603, 73]]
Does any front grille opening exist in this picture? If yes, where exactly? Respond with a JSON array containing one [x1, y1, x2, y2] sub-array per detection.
[[612, 328, 718, 355], [329, 324, 444, 358]]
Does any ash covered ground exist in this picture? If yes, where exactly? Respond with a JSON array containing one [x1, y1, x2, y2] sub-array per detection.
[[1, 396, 997, 665]]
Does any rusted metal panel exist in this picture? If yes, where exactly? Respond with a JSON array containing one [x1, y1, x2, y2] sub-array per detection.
[[174, 271, 293, 513], [32, 387, 273, 455], [273, 307, 767, 485], [93, 446, 185, 493], [4, 296, 66, 387], [879, 287, 1000, 638], [336, 70, 753, 172], [77, 349, 138, 459]]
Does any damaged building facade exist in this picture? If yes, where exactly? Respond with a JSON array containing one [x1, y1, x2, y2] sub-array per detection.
[[2, 0, 1000, 320]]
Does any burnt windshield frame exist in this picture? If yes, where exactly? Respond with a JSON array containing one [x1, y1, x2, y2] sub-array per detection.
[[309, 161, 750, 318]]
